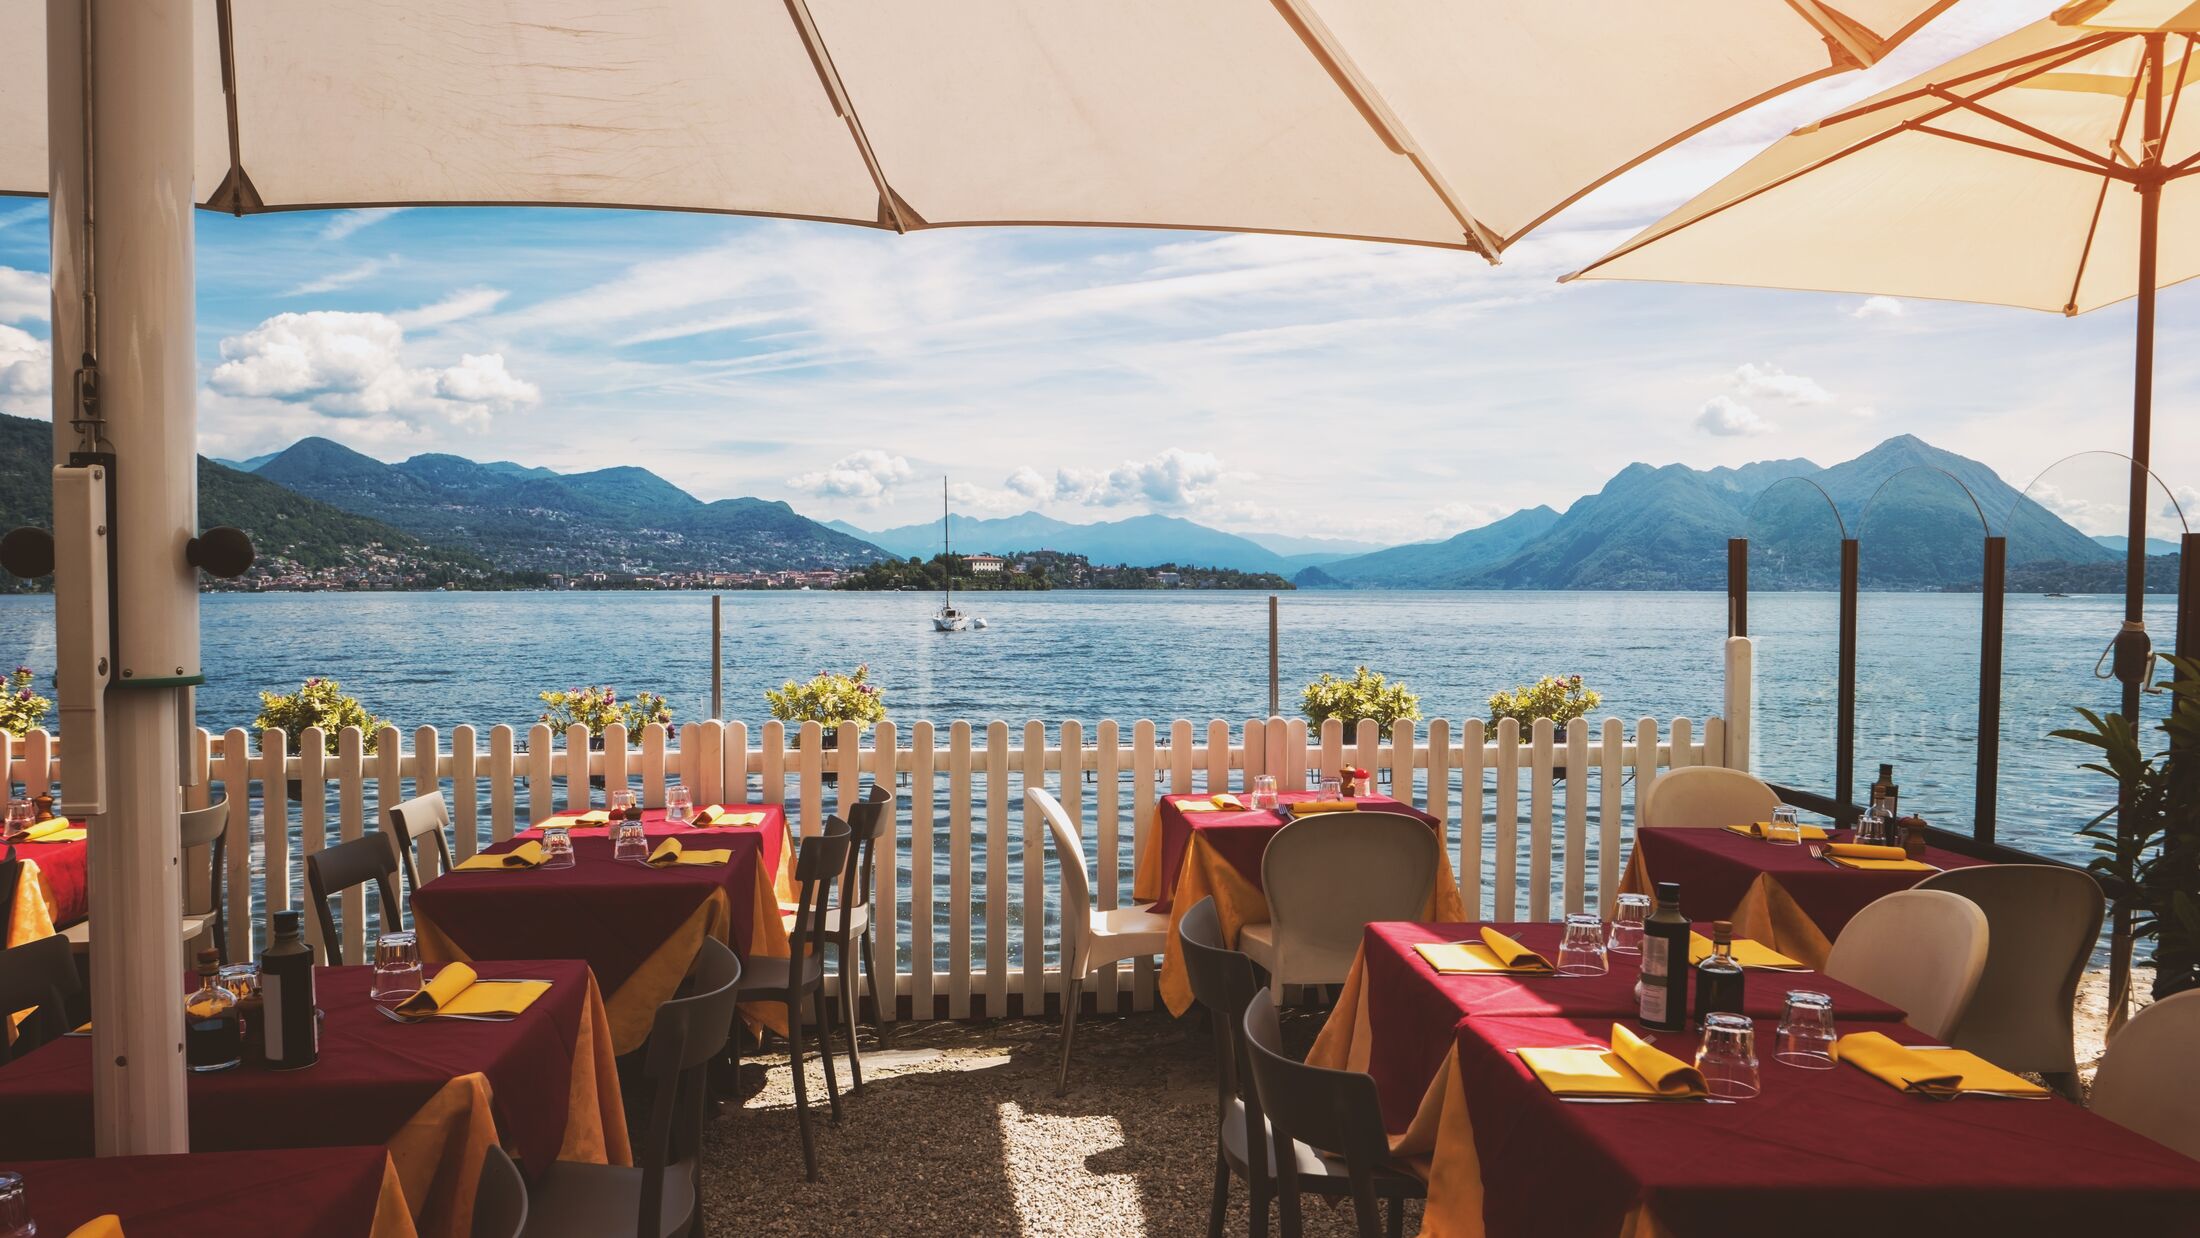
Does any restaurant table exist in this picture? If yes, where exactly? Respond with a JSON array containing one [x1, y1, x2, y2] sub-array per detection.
[[6, 1146, 417, 1237], [0, 959, 626, 1238], [5, 830, 88, 946], [1387, 1013, 2200, 1237], [410, 806, 794, 1052], [1138, 791, 1467, 1015], [1616, 826, 1989, 969], [1310, 920, 1908, 1132]]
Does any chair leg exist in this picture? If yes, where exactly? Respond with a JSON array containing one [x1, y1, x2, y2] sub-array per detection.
[[1206, 1146, 1230, 1238], [787, 996, 819, 1182], [813, 985, 844, 1121], [858, 924, 883, 1046], [840, 938, 865, 1093], [1055, 974, 1085, 1096], [1249, 1167, 1273, 1238], [2043, 1069, 2081, 1102], [1386, 1195, 1404, 1238]]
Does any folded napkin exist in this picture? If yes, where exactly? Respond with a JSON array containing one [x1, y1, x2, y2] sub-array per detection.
[[1725, 821, 1830, 841], [1836, 1031, 2048, 1098], [67, 1217, 123, 1238], [1825, 841, 1934, 871], [1687, 932, 1806, 970], [1287, 800, 1357, 816], [577, 809, 612, 825], [703, 810, 766, 826], [691, 803, 729, 824], [1209, 793, 1246, 810], [454, 841, 547, 871], [394, 963, 550, 1021], [1413, 926, 1555, 974], [1519, 1023, 1709, 1099], [647, 837, 732, 867], [22, 816, 76, 841]]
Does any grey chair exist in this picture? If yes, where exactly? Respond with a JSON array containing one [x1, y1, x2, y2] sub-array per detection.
[[522, 937, 741, 1238], [62, 798, 232, 959], [0, 932, 81, 1064], [473, 1145, 529, 1238], [736, 819, 850, 1183], [802, 781, 890, 1090], [388, 790, 457, 897], [1919, 864, 2103, 1098], [1238, 813, 1436, 1005], [304, 830, 405, 965], [1242, 987, 1427, 1238], [1180, 897, 1288, 1238]]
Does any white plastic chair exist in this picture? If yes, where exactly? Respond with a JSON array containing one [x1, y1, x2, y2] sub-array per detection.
[[1637, 766, 1782, 829], [1824, 889, 1988, 1041], [1919, 864, 2103, 1096], [1033, 787, 1168, 1094], [1239, 812, 1437, 1007], [387, 790, 456, 896], [63, 797, 231, 958], [2090, 989, 2200, 1161]]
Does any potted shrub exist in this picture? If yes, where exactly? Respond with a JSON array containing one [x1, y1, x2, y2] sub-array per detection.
[[2054, 653, 2200, 1022], [767, 665, 886, 781], [539, 686, 675, 786], [0, 667, 53, 737], [1303, 668, 1421, 785], [1488, 674, 1602, 777], [256, 678, 386, 799]]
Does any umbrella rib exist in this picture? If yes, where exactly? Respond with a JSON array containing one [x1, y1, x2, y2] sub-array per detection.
[[209, 0, 256, 217], [2064, 58, 2149, 314], [1924, 88, 2122, 171], [1817, 32, 2124, 127], [781, 0, 914, 233], [1786, 0, 1881, 69], [1905, 124, 2134, 178]]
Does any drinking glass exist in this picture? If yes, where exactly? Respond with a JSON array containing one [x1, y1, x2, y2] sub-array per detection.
[[219, 961, 261, 1000], [541, 825, 577, 869], [1606, 893, 1651, 955], [1556, 913, 1608, 976], [1251, 775, 1278, 811], [0, 1170, 30, 1238], [1319, 777, 1342, 800], [1696, 1012, 1761, 1098], [608, 789, 637, 822], [665, 786, 693, 827], [1767, 804, 1803, 846], [1859, 799, 1893, 845], [1774, 990, 1839, 1070], [614, 820, 650, 863], [3, 798, 32, 837], [371, 931, 422, 1004]]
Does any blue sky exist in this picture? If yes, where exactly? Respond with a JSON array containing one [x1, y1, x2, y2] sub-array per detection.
[[2, 0, 2197, 547]]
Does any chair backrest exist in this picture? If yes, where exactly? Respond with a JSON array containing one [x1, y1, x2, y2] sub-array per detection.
[[787, 820, 853, 975], [0, 933, 81, 1064], [1262, 813, 1435, 973], [470, 1144, 528, 1238], [838, 781, 892, 916], [1825, 889, 1988, 1040], [1242, 988, 1397, 1235], [304, 831, 405, 966], [1639, 766, 1782, 829], [2090, 988, 2200, 1161], [1178, 898, 1262, 1110], [1918, 864, 2102, 1073], [634, 937, 741, 1238], [386, 791, 455, 897], [178, 799, 232, 941], [1032, 789, 1091, 976]]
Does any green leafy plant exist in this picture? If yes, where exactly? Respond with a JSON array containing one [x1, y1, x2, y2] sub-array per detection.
[[766, 665, 887, 732], [255, 678, 386, 755], [538, 686, 674, 739], [2054, 653, 2200, 1005], [1301, 667, 1422, 732], [0, 667, 52, 737], [1488, 674, 1602, 731]]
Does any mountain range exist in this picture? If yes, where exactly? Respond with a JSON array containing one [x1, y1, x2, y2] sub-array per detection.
[[835, 510, 1345, 575]]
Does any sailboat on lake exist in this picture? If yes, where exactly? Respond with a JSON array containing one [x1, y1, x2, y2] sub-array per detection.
[[933, 479, 969, 632]]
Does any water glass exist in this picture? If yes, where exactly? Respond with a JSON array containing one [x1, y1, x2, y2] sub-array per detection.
[[541, 824, 577, 869], [3, 798, 31, 837], [219, 961, 261, 1000], [1251, 775, 1278, 812], [608, 789, 637, 821], [665, 786, 694, 826], [1696, 1012, 1761, 1099], [1556, 913, 1609, 976], [1767, 805, 1803, 846], [1607, 893, 1650, 955], [371, 931, 422, 1004], [1774, 990, 1839, 1070], [614, 820, 650, 862], [0, 1170, 30, 1238]]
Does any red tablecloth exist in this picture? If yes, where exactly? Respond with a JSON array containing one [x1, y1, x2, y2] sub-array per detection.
[[1147, 791, 1440, 914], [7, 1147, 413, 1238], [1618, 827, 1990, 968], [0, 959, 590, 1175], [1326, 921, 1906, 1132], [1448, 1014, 2200, 1238]]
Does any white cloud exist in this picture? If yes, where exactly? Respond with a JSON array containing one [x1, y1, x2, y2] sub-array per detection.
[[0, 267, 47, 323], [0, 324, 53, 416], [392, 288, 508, 330], [206, 310, 537, 428], [1730, 362, 1832, 407], [320, 208, 407, 241], [1004, 467, 1050, 501], [284, 256, 395, 297], [0, 205, 43, 233], [1053, 448, 1224, 508], [1851, 296, 1906, 320], [1696, 395, 1769, 437], [787, 450, 913, 506]]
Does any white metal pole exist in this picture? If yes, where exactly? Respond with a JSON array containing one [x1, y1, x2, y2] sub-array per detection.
[[47, 0, 199, 1156]]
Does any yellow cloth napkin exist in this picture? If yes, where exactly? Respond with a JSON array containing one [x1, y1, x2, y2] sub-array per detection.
[[647, 838, 732, 867], [454, 841, 547, 871], [1479, 926, 1554, 970], [1687, 932, 1807, 970], [576, 809, 611, 825], [66, 1217, 123, 1238], [705, 811, 766, 826], [1828, 842, 1908, 861], [536, 815, 580, 831], [1288, 799, 1357, 816], [395, 963, 550, 1020], [1519, 1024, 1709, 1099], [1177, 800, 1225, 814], [1414, 939, 1554, 974], [22, 816, 74, 841], [1209, 793, 1245, 810], [1836, 1031, 2049, 1098], [691, 803, 729, 824], [1725, 821, 1830, 841]]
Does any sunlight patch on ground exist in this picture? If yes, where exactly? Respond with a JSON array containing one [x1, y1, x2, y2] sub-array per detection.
[[997, 1100, 1145, 1238]]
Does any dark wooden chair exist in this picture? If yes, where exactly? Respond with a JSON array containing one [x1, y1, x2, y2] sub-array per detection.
[[797, 781, 889, 1090], [473, 1145, 529, 1238], [738, 818, 851, 1182], [522, 937, 740, 1238], [304, 830, 404, 965], [1242, 987, 1427, 1238], [387, 791, 457, 897], [1180, 896, 1287, 1238], [0, 932, 81, 1065]]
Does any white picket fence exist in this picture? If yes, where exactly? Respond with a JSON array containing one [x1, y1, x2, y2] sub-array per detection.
[[3, 639, 1755, 1021]]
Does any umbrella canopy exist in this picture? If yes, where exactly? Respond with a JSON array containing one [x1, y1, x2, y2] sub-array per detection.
[[0, 0, 1961, 257]]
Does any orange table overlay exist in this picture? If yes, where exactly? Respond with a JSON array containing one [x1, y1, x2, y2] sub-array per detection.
[[10, 1147, 417, 1237], [6, 833, 88, 947]]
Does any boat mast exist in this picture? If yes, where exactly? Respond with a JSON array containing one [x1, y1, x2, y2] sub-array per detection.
[[942, 477, 952, 611]]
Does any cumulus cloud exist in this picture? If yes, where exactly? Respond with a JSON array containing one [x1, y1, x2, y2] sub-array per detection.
[[787, 449, 913, 506], [284, 256, 395, 297], [1053, 447, 1224, 508], [1696, 395, 1769, 437], [0, 267, 47, 323], [206, 310, 537, 428], [1004, 467, 1051, 502], [1730, 362, 1832, 407], [320, 208, 407, 241], [1851, 296, 1905, 320], [0, 324, 53, 416]]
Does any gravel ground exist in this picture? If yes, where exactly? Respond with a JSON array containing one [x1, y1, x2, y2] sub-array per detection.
[[694, 966, 2154, 1237]]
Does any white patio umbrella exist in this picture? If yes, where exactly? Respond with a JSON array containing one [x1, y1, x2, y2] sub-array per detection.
[[6, 0, 1967, 1157]]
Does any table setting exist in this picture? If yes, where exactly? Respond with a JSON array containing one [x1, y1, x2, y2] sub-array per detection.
[[3, 795, 87, 946], [0, 1146, 417, 1237]]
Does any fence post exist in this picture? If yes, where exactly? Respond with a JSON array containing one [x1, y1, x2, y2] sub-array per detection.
[[1723, 636, 1754, 772]]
